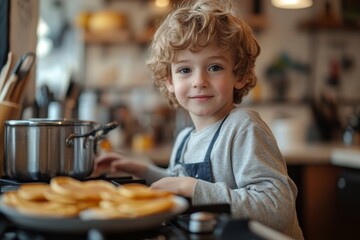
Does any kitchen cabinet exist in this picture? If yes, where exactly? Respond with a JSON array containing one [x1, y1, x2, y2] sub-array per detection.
[[283, 143, 337, 240], [330, 147, 360, 239], [83, 30, 133, 45], [288, 163, 340, 240], [286, 145, 360, 240], [81, 20, 153, 46], [334, 168, 360, 240]]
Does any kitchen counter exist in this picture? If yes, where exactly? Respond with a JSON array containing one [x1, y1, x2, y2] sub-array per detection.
[[281, 143, 335, 165], [331, 147, 360, 169], [281, 142, 360, 170], [282, 142, 360, 166], [146, 142, 360, 168]]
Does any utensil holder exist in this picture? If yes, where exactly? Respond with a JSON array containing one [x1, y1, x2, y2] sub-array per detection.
[[0, 101, 21, 177]]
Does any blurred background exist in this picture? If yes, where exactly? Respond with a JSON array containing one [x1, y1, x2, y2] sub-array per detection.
[[3, 0, 360, 239], [31, 0, 360, 153]]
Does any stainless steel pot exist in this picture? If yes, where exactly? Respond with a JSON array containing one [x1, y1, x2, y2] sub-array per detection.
[[3, 119, 118, 181]]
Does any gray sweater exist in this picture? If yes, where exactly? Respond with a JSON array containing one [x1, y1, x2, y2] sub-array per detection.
[[145, 107, 304, 239]]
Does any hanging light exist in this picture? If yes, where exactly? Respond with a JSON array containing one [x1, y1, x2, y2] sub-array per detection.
[[271, 0, 313, 9], [154, 0, 170, 8]]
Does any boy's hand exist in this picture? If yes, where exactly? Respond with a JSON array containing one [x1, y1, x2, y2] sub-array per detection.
[[93, 152, 149, 178], [150, 177, 198, 198]]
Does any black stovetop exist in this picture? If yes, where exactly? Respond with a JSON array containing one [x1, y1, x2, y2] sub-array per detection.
[[0, 212, 265, 240], [0, 220, 189, 240]]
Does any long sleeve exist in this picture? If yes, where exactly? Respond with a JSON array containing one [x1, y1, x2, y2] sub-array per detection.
[[144, 163, 169, 184]]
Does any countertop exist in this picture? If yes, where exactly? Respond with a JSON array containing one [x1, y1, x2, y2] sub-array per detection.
[[143, 142, 360, 169], [281, 142, 360, 169], [281, 143, 336, 165], [330, 147, 360, 169]]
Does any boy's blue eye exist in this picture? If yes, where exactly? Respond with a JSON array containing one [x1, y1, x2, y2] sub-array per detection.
[[178, 68, 191, 74], [209, 65, 223, 71]]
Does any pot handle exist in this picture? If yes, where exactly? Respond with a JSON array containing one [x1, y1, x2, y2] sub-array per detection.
[[66, 121, 118, 148]]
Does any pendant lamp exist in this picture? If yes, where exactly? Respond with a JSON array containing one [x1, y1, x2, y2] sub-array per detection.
[[271, 0, 313, 9]]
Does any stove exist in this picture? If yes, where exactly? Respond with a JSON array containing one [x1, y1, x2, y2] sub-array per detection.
[[0, 222, 189, 240], [0, 176, 271, 240]]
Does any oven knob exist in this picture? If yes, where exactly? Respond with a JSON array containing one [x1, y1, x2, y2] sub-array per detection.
[[189, 211, 216, 233]]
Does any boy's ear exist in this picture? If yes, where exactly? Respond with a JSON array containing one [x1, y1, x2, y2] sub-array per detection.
[[234, 76, 247, 90], [165, 76, 175, 93]]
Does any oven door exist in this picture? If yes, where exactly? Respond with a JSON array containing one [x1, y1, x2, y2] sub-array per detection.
[[335, 168, 360, 239]]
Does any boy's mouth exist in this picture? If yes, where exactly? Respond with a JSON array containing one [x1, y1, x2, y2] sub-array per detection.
[[190, 95, 213, 101]]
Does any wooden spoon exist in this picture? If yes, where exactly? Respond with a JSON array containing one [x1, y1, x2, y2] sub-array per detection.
[[0, 52, 14, 92]]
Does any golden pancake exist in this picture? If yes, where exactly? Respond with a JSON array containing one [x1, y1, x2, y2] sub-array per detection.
[[98, 200, 118, 209], [44, 188, 98, 210], [2, 191, 19, 207], [1, 177, 177, 219], [100, 191, 145, 203], [17, 204, 79, 218], [50, 176, 83, 196], [116, 196, 175, 217], [83, 179, 117, 193], [75, 200, 99, 210], [17, 183, 49, 201], [73, 179, 117, 201], [117, 184, 172, 199], [43, 188, 78, 204]]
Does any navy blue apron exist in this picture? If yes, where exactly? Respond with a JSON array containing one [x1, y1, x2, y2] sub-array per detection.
[[174, 115, 228, 182]]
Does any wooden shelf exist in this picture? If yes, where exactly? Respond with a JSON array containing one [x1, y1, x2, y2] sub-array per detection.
[[298, 18, 360, 32], [82, 30, 153, 45], [83, 30, 131, 44]]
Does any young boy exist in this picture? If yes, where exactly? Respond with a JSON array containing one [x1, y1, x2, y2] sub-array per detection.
[[94, 0, 303, 238]]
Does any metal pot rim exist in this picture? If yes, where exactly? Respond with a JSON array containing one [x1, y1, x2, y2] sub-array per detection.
[[5, 118, 97, 126]]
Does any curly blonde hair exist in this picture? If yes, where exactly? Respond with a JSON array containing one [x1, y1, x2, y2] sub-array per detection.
[[146, 0, 260, 108]]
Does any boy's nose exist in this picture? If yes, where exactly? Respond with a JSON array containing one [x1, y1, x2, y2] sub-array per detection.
[[192, 71, 208, 88]]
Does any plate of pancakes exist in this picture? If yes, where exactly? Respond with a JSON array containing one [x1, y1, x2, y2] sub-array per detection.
[[0, 176, 188, 233]]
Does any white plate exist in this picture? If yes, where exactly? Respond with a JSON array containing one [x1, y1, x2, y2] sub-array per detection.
[[0, 196, 188, 233]]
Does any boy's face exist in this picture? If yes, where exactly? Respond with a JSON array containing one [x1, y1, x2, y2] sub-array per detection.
[[167, 44, 246, 124]]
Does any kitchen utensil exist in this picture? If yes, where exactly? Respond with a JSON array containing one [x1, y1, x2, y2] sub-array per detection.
[[36, 84, 54, 118], [0, 52, 13, 92], [0, 52, 35, 102], [0, 76, 18, 102], [0, 101, 22, 177], [64, 80, 80, 118], [10, 68, 34, 104], [3, 119, 118, 181]]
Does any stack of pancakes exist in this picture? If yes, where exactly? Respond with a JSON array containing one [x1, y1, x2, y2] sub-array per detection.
[[2, 177, 175, 219]]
